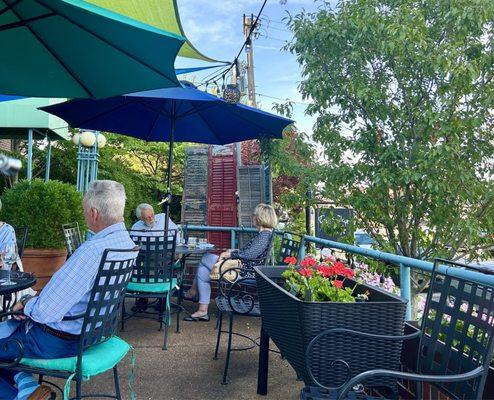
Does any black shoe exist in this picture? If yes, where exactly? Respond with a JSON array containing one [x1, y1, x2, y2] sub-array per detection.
[[183, 313, 210, 322]]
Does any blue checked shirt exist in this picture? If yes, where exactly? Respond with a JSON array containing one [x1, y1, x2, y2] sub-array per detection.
[[24, 222, 136, 335]]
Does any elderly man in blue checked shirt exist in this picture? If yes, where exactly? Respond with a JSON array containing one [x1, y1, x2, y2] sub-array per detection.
[[0, 180, 136, 400]]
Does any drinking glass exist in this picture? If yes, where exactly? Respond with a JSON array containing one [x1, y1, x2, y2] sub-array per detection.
[[187, 237, 197, 249], [1, 242, 17, 286]]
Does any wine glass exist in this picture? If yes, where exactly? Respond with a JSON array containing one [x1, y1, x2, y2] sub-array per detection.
[[1, 241, 18, 286]]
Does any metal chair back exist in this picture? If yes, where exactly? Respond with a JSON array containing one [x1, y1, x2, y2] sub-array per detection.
[[128, 230, 177, 286], [418, 259, 494, 400], [276, 232, 301, 264], [14, 226, 28, 258], [217, 232, 275, 315], [78, 247, 138, 352], [62, 222, 83, 257]]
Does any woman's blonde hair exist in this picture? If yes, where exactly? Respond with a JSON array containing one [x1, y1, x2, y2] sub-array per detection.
[[253, 203, 278, 229]]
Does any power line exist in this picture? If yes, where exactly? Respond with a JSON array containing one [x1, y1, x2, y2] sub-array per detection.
[[257, 92, 311, 106], [201, 0, 269, 88]]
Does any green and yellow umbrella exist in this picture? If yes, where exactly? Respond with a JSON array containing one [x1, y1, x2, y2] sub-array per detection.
[[0, 0, 185, 98]]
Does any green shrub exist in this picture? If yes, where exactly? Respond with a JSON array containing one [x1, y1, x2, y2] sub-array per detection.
[[0, 179, 84, 249]]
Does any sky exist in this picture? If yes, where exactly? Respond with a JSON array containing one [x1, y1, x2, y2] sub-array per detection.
[[176, 0, 320, 135]]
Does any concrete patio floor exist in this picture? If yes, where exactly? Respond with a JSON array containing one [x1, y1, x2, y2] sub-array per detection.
[[62, 300, 303, 399]]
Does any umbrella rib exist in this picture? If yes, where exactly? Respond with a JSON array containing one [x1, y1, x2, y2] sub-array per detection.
[[7, 2, 94, 97], [227, 105, 286, 137], [0, 0, 22, 17], [176, 102, 219, 120], [58, 97, 140, 129], [190, 102, 222, 144], [0, 12, 55, 31], [145, 105, 163, 142], [36, 0, 180, 86]]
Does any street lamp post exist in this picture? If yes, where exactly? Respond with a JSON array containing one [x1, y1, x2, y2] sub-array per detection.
[[73, 130, 106, 193]]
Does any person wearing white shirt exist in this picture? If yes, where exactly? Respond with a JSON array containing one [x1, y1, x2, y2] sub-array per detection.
[[131, 203, 180, 242], [130, 203, 180, 312]]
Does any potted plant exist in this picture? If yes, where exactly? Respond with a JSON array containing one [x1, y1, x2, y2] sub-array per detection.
[[0, 179, 84, 290], [255, 255, 407, 389]]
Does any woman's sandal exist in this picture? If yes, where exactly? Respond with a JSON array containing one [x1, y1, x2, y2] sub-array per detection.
[[183, 313, 210, 322]]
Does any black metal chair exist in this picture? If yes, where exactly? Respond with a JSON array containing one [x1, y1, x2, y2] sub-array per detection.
[[0, 247, 139, 400], [213, 232, 275, 384], [14, 226, 28, 259], [62, 222, 83, 257], [301, 258, 494, 400], [123, 230, 177, 350], [276, 232, 301, 264]]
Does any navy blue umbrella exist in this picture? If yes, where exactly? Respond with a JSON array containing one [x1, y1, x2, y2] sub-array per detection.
[[41, 85, 292, 233]]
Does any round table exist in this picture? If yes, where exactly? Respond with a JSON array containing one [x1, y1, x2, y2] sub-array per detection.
[[0, 270, 37, 312], [175, 244, 216, 256]]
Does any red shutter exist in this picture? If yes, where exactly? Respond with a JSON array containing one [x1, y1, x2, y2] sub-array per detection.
[[207, 145, 238, 249]]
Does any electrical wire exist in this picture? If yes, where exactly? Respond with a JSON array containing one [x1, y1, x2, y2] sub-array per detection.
[[257, 92, 311, 106], [200, 0, 269, 88]]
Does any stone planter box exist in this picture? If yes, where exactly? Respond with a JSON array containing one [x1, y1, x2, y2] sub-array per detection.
[[255, 265, 407, 389]]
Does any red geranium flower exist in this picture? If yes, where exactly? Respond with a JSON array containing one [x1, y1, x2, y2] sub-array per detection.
[[298, 267, 313, 278], [284, 256, 298, 265], [300, 256, 317, 268], [317, 264, 333, 278], [332, 280, 343, 289]]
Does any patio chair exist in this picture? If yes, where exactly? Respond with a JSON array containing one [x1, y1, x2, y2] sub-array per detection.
[[301, 258, 494, 400], [213, 233, 275, 384], [276, 232, 301, 264], [14, 226, 28, 259], [123, 230, 178, 350], [0, 247, 139, 400], [62, 222, 83, 257]]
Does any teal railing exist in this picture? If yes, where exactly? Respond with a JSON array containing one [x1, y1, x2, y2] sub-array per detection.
[[184, 224, 494, 321]]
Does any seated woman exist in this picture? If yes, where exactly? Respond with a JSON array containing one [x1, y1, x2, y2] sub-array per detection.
[[183, 203, 277, 322]]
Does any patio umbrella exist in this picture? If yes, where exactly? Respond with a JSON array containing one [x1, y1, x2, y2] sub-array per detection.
[[0, 0, 185, 98], [40, 85, 293, 234]]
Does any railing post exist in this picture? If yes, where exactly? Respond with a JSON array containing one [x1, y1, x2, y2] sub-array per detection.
[[231, 230, 236, 250], [400, 263, 412, 320], [298, 236, 306, 263]]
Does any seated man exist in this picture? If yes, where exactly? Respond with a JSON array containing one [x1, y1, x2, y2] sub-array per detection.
[[130, 203, 179, 312], [0, 180, 136, 400], [131, 203, 180, 241]]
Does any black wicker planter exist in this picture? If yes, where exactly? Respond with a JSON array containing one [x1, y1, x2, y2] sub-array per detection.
[[255, 265, 408, 389]]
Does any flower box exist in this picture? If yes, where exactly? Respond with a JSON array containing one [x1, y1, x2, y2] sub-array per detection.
[[254, 265, 407, 388]]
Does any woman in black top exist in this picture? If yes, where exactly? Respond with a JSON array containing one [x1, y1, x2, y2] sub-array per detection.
[[184, 204, 277, 321]]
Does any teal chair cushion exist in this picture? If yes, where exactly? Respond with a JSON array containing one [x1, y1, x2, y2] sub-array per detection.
[[127, 278, 178, 293], [20, 336, 130, 379]]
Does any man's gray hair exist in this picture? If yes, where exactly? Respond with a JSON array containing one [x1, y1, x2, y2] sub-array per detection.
[[83, 180, 126, 224], [136, 203, 154, 218]]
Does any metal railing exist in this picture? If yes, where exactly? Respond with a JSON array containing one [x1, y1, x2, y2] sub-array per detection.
[[184, 224, 494, 320]]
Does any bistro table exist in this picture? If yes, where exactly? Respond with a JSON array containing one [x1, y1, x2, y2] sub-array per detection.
[[0, 270, 37, 315], [173, 244, 215, 331]]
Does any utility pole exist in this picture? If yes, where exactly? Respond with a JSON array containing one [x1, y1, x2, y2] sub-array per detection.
[[244, 14, 256, 107], [243, 14, 273, 205]]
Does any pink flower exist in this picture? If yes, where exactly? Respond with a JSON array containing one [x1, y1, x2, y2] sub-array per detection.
[[300, 256, 318, 268], [298, 267, 313, 278], [332, 280, 343, 289], [284, 256, 298, 265], [317, 264, 334, 278]]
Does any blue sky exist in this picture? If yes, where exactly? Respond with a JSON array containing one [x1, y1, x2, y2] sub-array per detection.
[[176, 0, 319, 135]]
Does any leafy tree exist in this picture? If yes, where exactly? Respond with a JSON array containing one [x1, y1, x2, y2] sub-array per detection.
[[26, 133, 186, 225], [287, 0, 494, 312]]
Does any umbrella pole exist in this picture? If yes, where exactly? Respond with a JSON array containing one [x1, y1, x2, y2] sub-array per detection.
[[163, 116, 175, 238]]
